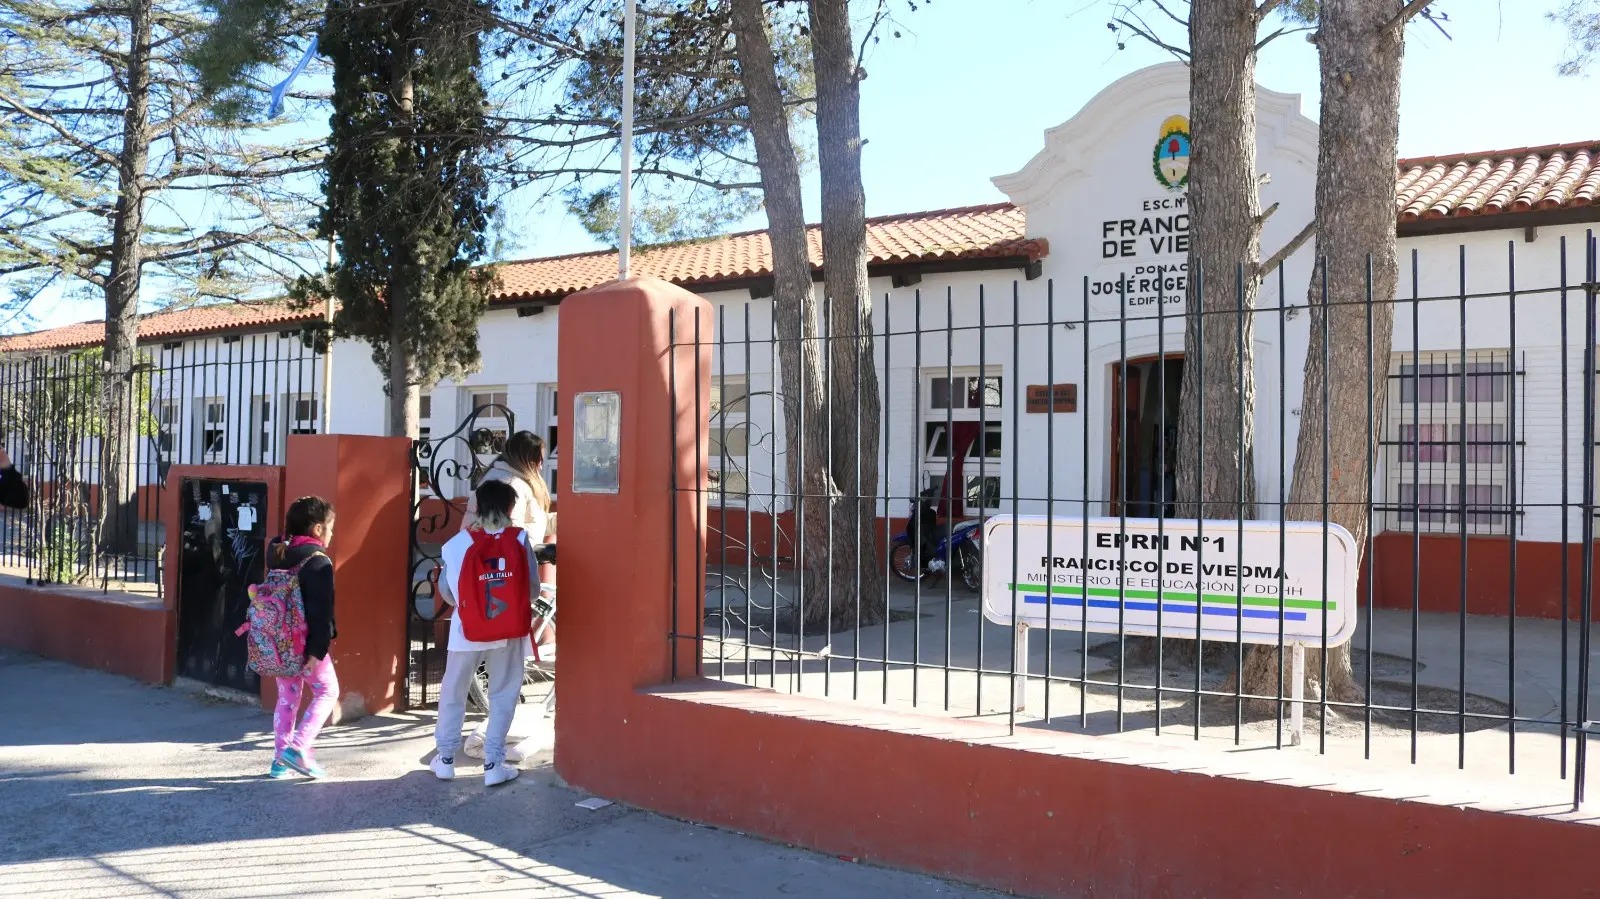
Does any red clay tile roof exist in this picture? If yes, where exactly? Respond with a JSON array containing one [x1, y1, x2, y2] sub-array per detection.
[[491, 203, 1044, 302], [3, 204, 1045, 352], [6, 141, 1598, 353], [0, 302, 321, 353], [1396, 141, 1600, 221]]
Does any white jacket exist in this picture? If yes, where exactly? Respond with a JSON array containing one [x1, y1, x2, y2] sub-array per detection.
[[461, 461, 549, 539]]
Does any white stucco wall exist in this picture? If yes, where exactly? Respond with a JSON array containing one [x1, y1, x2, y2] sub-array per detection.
[[134, 63, 1596, 546]]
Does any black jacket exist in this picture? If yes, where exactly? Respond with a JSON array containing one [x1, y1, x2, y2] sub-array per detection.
[[269, 540, 337, 660], [0, 465, 28, 510]]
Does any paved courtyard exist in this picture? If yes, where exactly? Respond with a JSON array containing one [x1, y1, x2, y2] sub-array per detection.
[[0, 649, 1003, 899]]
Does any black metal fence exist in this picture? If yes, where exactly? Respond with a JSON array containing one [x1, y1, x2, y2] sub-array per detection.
[[672, 231, 1600, 803], [0, 330, 323, 596]]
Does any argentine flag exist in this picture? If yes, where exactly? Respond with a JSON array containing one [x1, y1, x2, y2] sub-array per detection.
[[267, 36, 318, 119]]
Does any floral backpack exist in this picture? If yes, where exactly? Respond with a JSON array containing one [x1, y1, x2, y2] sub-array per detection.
[[234, 553, 321, 677]]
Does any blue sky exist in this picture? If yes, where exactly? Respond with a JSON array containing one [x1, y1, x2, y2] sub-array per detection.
[[20, 0, 1595, 332]]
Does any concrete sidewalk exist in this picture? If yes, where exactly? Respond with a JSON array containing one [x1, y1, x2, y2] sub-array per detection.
[[0, 650, 1004, 898]]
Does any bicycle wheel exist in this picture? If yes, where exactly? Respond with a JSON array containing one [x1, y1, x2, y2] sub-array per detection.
[[889, 539, 928, 582], [467, 663, 491, 712], [958, 542, 983, 593]]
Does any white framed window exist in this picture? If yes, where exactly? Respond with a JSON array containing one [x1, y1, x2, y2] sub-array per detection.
[[197, 397, 227, 463], [287, 394, 319, 437], [156, 401, 179, 462], [416, 394, 435, 489], [249, 393, 318, 465], [1382, 350, 1517, 535], [252, 396, 274, 464], [466, 388, 510, 460], [470, 389, 508, 412], [921, 368, 1004, 517], [708, 378, 750, 502], [463, 389, 511, 496]]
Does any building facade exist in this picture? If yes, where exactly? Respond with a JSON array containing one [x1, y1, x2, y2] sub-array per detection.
[[5, 63, 1597, 613]]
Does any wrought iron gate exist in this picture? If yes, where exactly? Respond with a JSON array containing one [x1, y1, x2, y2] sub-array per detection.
[[175, 476, 269, 693], [405, 404, 515, 709]]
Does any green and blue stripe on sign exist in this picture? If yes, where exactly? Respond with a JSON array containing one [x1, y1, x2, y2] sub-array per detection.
[[1007, 583, 1334, 622]]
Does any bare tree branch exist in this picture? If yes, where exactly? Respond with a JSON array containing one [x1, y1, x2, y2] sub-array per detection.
[[1148, 0, 1191, 29], [1259, 218, 1316, 278], [1384, 0, 1437, 35], [0, 89, 122, 168], [1257, 23, 1315, 50], [1256, 0, 1288, 19], [1111, 10, 1192, 59]]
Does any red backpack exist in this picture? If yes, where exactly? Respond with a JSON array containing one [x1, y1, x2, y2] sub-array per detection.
[[455, 527, 533, 643]]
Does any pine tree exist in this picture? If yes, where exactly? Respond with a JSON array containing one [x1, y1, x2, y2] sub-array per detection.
[[308, 0, 498, 438], [0, 0, 321, 554]]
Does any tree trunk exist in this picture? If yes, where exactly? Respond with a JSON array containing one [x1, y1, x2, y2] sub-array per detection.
[[810, 0, 885, 630], [1242, 0, 1410, 712], [1174, 0, 1262, 525], [1133, 0, 1263, 669], [730, 0, 834, 629], [99, 0, 154, 559], [387, 303, 420, 439], [386, 62, 420, 439]]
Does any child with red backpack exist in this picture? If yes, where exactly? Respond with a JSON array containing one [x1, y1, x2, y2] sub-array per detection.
[[432, 479, 539, 787], [254, 496, 339, 779]]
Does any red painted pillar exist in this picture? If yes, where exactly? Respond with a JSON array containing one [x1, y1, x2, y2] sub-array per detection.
[[280, 434, 412, 718], [553, 277, 711, 790]]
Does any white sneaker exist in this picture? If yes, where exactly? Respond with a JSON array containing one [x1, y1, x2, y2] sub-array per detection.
[[430, 755, 456, 781], [484, 761, 520, 787]]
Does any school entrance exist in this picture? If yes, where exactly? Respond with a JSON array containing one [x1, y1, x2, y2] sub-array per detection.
[[1109, 353, 1184, 518]]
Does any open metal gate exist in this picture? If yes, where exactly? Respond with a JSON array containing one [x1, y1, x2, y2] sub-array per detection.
[[405, 403, 515, 709]]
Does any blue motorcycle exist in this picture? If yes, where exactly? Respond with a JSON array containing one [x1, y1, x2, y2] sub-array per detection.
[[889, 487, 983, 592]]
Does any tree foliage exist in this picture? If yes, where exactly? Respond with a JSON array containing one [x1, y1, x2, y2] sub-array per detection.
[[1552, 0, 1600, 75], [0, 0, 324, 315], [300, 0, 498, 436], [187, 0, 326, 120], [545, 0, 812, 246]]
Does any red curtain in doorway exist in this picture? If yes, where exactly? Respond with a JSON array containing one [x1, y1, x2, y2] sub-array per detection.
[[940, 422, 981, 519]]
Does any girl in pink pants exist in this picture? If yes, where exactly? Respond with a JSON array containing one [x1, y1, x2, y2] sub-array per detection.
[[266, 496, 339, 779], [273, 654, 339, 773]]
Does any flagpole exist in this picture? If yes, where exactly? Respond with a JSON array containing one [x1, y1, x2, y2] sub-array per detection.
[[321, 234, 335, 434], [618, 0, 637, 280]]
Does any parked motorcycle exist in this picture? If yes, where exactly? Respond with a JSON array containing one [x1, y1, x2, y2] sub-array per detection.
[[889, 487, 983, 592]]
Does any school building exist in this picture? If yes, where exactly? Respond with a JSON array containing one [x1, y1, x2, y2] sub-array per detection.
[[3, 62, 1598, 617]]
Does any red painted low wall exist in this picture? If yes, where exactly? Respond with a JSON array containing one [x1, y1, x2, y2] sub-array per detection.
[[0, 580, 172, 684], [27, 482, 163, 523], [569, 685, 1600, 899], [1365, 532, 1600, 620]]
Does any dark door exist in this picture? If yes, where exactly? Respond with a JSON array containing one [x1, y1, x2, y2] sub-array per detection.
[[1109, 362, 1144, 516], [176, 477, 269, 692]]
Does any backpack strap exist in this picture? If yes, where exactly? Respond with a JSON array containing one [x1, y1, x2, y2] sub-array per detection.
[[290, 550, 327, 573]]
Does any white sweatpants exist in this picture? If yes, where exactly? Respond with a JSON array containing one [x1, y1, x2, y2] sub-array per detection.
[[436, 643, 524, 766]]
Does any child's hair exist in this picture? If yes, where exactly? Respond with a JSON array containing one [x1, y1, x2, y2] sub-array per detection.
[[275, 495, 335, 563], [498, 431, 552, 513], [474, 480, 518, 530]]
